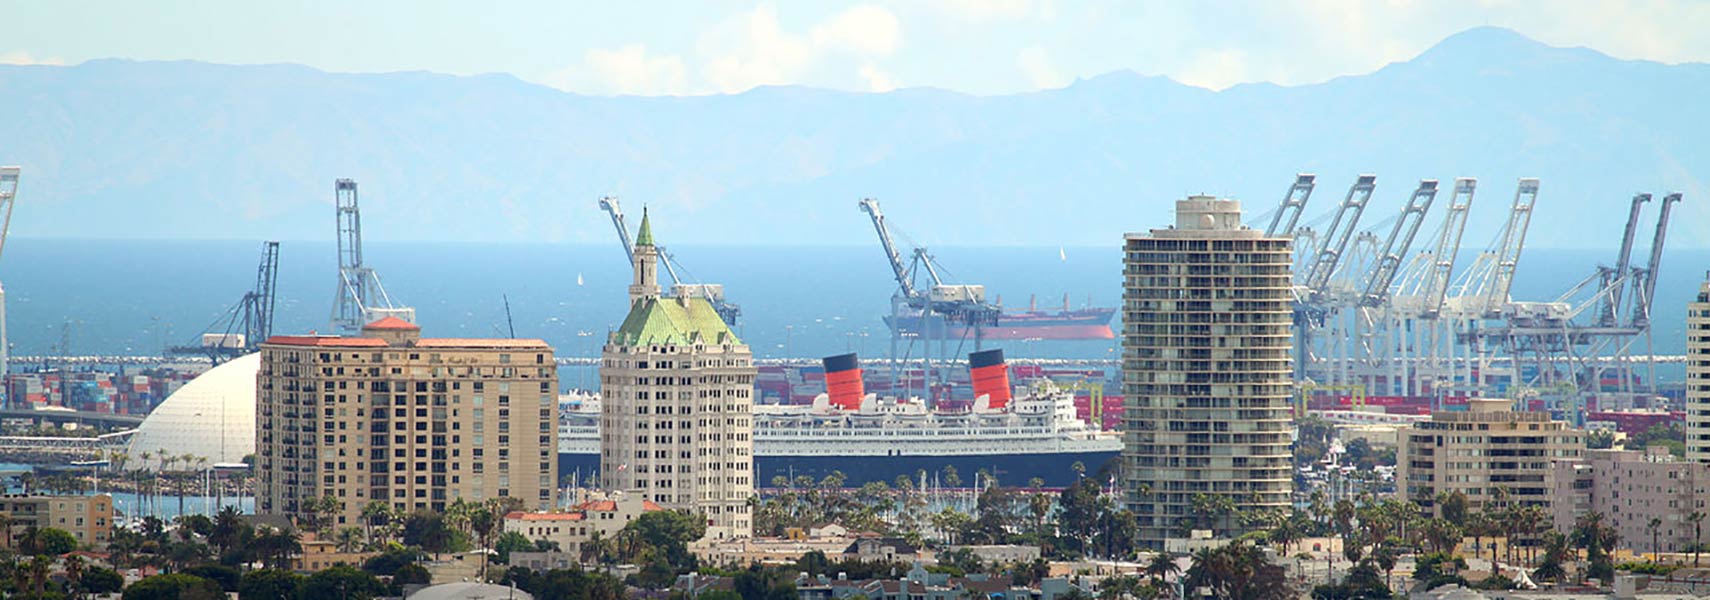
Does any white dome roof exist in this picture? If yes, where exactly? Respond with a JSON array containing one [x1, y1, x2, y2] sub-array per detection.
[[407, 583, 534, 600], [127, 352, 258, 470]]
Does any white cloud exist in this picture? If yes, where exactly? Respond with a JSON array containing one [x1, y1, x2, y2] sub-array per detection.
[[0, 51, 65, 66], [931, 0, 1038, 21], [1176, 48, 1253, 90], [812, 5, 903, 57], [859, 63, 897, 92], [1016, 46, 1068, 89], [698, 6, 817, 93], [571, 44, 684, 95]]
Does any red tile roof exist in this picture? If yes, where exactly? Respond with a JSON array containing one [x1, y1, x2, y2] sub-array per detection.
[[363, 316, 421, 330], [264, 336, 390, 348], [505, 511, 585, 521], [413, 338, 551, 349], [574, 499, 664, 512]]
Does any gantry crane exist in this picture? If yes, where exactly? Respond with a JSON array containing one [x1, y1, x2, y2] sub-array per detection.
[[1289, 175, 1376, 381], [859, 198, 1001, 400], [1359, 180, 1439, 308], [0, 167, 19, 388], [170, 242, 281, 364], [1265, 174, 1317, 237], [330, 179, 412, 332], [597, 196, 740, 326]]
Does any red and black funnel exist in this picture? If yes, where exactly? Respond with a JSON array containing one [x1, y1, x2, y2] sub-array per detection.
[[823, 353, 864, 411], [969, 349, 1012, 410]]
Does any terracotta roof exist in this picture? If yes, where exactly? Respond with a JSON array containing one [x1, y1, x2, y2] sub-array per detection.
[[363, 316, 420, 330], [264, 336, 390, 348], [413, 338, 551, 349], [574, 499, 664, 512], [505, 511, 585, 521]]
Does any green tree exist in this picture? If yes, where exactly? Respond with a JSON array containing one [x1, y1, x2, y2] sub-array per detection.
[[392, 563, 432, 588], [182, 564, 240, 592], [20, 527, 78, 556], [624, 510, 708, 571], [493, 531, 534, 564], [297, 565, 386, 600], [121, 573, 224, 600], [81, 567, 124, 595], [237, 569, 303, 600]]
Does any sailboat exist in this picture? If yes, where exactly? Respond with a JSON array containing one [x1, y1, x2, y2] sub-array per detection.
[[1059, 246, 1066, 261], [576, 272, 584, 286]]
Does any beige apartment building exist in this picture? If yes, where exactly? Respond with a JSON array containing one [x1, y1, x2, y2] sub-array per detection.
[[256, 319, 557, 528], [1121, 196, 1294, 546], [599, 212, 755, 540], [1397, 398, 1583, 513], [1553, 447, 1710, 554], [1687, 277, 1710, 462], [0, 493, 113, 549]]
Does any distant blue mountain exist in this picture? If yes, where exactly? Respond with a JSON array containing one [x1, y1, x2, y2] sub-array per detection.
[[0, 26, 1704, 248]]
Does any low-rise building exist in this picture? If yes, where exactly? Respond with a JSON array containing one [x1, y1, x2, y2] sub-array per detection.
[[292, 531, 378, 572], [502, 492, 663, 559], [1552, 447, 1710, 554], [1397, 398, 1584, 514], [0, 493, 113, 549]]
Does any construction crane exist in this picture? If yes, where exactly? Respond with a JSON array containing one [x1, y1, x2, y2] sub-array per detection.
[[859, 198, 1001, 399], [597, 196, 740, 326], [1303, 175, 1377, 292], [1358, 179, 1438, 307], [330, 179, 412, 332], [0, 167, 18, 389], [169, 242, 281, 364], [1265, 174, 1317, 237]]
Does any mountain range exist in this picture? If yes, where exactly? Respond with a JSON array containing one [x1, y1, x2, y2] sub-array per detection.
[[0, 26, 1705, 248]]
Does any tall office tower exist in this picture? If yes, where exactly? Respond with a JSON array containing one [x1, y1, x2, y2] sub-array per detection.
[[257, 319, 558, 528], [1121, 195, 1294, 547], [599, 211, 755, 540], [1688, 275, 1710, 462]]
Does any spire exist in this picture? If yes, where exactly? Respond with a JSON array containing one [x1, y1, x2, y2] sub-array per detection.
[[635, 207, 654, 247]]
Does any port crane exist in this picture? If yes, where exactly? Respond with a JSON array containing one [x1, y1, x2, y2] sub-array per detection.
[[597, 196, 740, 326], [330, 179, 412, 333], [1287, 175, 1376, 380], [858, 198, 1001, 400], [0, 167, 19, 389], [169, 242, 280, 364]]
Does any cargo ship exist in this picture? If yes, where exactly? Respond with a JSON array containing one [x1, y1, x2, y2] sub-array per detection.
[[885, 296, 1115, 340], [556, 349, 1121, 488]]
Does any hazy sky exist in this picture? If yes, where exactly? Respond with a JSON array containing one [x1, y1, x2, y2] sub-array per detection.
[[4, 1, 1709, 94]]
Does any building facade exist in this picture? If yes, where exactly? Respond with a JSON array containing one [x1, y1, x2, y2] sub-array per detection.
[[256, 320, 557, 528], [0, 494, 113, 549], [1397, 398, 1584, 513], [599, 212, 755, 540], [1121, 196, 1294, 546], [1552, 448, 1710, 554], [1688, 277, 1710, 462]]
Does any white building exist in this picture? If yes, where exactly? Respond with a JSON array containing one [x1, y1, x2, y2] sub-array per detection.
[[1687, 276, 1710, 462], [599, 211, 755, 540]]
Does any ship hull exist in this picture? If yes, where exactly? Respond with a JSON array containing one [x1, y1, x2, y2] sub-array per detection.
[[884, 312, 1115, 340], [558, 449, 1119, 489]]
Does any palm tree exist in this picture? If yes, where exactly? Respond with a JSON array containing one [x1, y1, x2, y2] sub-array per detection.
[[1648, 517, 1664, 563], [1143, 552, 1180, 586], [1689, 511, 1705, 568], [334, 527, 364, 553], [361, 500, 392, 549]]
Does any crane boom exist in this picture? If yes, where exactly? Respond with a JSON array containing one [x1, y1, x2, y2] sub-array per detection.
[[1304, 174, 1377, 292], [859, 198, 917, 300], [1479, 178, 1539, 317], [598, 196, 683, 286], [249, 241, 280, 347], [1419, 178, 1476, 318], [1360, 179, 1438, 307], [0, 167, 18, 263], [1598, 193, 1650, 326], [1631, 192, 1681, 326], [1265, 174, 1316, 237], [330, 179, 409, 332], [599, 196, 635, 264]]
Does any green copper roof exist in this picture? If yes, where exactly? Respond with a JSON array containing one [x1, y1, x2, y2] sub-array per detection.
[[635, 208, 655, 247], [613, 295, 740, 346]]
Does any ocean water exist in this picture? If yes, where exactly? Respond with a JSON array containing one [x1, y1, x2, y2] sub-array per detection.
[[2, 239, 1703, 382]]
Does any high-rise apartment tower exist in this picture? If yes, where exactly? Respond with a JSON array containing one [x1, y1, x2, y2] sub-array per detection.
[[1121, 196, 1294, 547]]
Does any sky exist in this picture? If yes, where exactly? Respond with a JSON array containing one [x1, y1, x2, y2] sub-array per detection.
[[4, 0, 1710, 94]]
